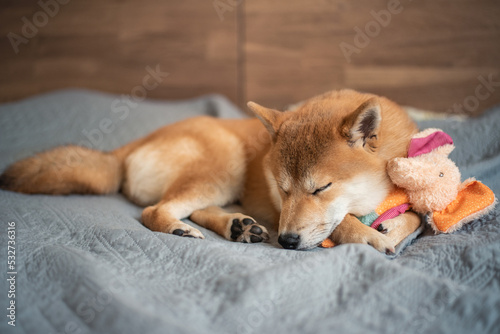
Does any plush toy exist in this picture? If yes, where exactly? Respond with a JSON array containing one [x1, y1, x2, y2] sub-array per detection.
[[388, 128, 496, 234], [320, 128, 497, 248]]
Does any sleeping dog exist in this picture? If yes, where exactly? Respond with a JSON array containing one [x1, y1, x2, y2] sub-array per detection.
[[0, 89, 421, 252]]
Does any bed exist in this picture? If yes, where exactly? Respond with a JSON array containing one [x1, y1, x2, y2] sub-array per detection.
[[1, 89, 499, 334]]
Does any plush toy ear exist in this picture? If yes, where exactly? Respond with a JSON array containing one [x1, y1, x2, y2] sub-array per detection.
[[247, 102, 283, 140], [342, 97, 381, 150], [408, 128, 453, 157], [432, 144, 455, 157]]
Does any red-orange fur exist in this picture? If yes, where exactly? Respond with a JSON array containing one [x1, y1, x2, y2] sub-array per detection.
[[0, 89, 419, 251]]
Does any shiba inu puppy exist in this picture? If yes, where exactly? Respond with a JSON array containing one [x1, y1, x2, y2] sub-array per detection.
[[0, 89, 421, 252]]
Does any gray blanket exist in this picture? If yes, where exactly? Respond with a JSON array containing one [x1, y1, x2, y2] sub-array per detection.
[[1, 90, 499, 334]]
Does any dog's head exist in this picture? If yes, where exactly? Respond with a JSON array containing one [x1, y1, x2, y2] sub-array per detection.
[[248, 90, 415, 250]]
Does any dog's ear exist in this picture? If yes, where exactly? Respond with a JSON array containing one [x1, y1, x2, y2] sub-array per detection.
[[247, 102, 282, 139], [341, 97, 381, 150]]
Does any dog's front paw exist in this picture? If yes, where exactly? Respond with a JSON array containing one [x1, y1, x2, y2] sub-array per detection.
[[377, 212, 421, 246], [229, 217, 270, 243], [363, 230, 395, 255], [330, 214, 395, 255]]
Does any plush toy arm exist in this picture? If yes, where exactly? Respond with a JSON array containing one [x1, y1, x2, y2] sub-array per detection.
[[428, 179, 497, 233]]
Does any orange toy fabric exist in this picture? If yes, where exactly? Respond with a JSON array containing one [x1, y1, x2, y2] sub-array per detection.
[[430, 179, 496, 233], [375, 188, 409, 215], [319, 238, 335, 248]]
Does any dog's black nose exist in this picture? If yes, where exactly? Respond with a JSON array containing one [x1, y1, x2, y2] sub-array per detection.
[[278, 233, 301, 250]]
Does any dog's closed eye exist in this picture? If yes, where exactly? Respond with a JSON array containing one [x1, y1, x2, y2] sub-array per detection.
[[312, 182, 332, 195]]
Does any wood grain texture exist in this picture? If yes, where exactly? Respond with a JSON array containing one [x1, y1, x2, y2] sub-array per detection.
[[1, 0, 499, 114], [0, 0, 239, 103], [244, 0, 500, 113]]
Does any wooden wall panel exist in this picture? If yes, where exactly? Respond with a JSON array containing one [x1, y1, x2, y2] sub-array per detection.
[[244, 0, 500, 113], [1, 0, 499, 114], [0, 0, 239, 104]]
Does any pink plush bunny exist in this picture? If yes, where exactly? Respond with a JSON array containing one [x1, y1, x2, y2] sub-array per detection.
[[387, 128, 496, 233]]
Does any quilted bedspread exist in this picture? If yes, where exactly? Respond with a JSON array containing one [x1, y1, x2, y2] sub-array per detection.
[[0, 90, 499, 334]]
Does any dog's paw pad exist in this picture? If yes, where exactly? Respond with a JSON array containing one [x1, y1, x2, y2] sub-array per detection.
[[170, 226, 204, 239], [242, 218, 254, 225], [230, 218, 269, 243]]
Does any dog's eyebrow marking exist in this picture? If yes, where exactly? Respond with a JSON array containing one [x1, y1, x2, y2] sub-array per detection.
[[278, 171, 292, 191], [304, 177, 315, 191], [278, 184, 289, 195]]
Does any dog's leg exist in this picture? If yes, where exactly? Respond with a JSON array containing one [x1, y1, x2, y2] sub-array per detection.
[[141, 163, 251, 239], [330, 214, 396, 254], [190, 205, 270, 243], [140, 177, 230, 239], [376, 211, 421, 246], [141, 199, 205, 239]]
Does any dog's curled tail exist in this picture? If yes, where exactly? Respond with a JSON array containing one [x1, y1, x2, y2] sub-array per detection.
[[0, 145, 123, 195]]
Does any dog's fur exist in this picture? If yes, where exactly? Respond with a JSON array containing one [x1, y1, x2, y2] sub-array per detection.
[[0, 89, 421, 252]]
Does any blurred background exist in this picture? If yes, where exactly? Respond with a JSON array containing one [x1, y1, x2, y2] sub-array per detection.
[[1, 0, 499, 114]]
